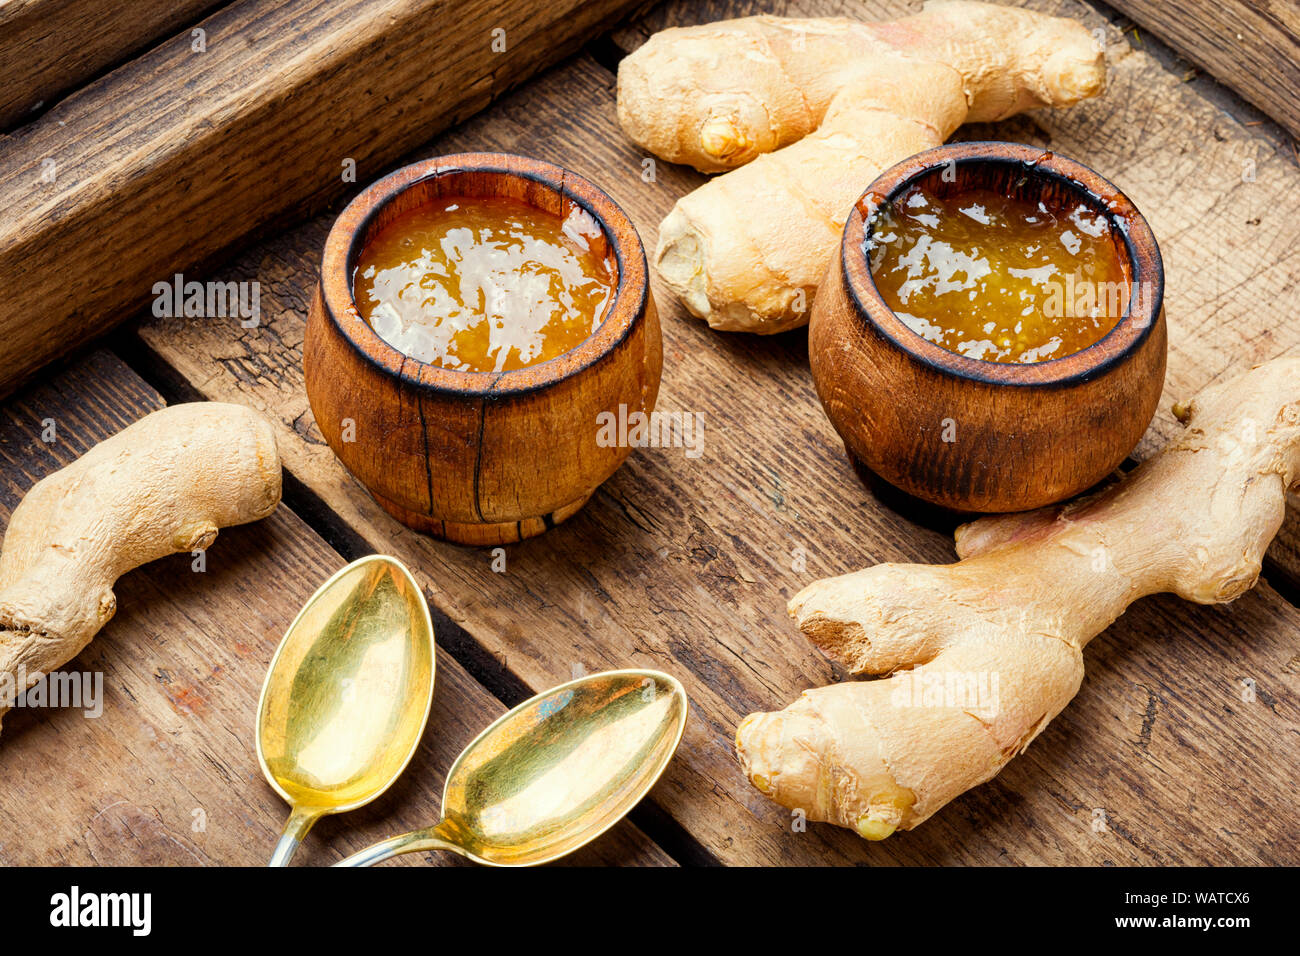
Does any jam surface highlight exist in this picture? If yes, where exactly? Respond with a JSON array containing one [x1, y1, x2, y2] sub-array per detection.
[[354, 196, 614, 373]]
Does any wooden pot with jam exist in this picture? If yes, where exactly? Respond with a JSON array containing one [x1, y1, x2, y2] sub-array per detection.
[[810, 142, 1167, 513], [305, 153, 662, 545]]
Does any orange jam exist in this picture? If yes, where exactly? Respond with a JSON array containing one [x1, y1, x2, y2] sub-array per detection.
[[353, 196, 615, 373], [867, 183, 1128, 363]]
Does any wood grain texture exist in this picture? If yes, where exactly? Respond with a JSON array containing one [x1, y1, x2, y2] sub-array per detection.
[[1105, 0, 1300, 140], [0, 351, 671, 866], [0, 0, 222, 130], [616, 0, 1300, 595], [134, 35, 1300, 863], [0, 0, 647, 401], [305, 154, 663, 544]]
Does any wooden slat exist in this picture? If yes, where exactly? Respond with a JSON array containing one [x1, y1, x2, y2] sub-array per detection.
[[0, 0, 221, 130], [616, 0, 1300, 607], [1106, 0, 1300, 140], [0, 0, 646, 400], [0, 351, 671, 866], [134, 36, 1300, 863]]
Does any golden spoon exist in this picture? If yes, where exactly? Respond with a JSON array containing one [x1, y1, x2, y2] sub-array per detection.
[[335, 669, 687, 867], [257, 554, 435, 867]]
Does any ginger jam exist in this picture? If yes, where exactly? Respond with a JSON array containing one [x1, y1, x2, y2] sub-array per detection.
[[353, 196, 614, 373], [867, 183, 1129, 363]]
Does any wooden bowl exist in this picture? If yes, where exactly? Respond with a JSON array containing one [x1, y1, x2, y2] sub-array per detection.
[[304, 153, 662, 545], [809, 142, 1167, 513]]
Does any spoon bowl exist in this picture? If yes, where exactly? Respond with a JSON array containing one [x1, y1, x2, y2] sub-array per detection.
[[337, 669, 687, 867], [257, 554, 436, 866]]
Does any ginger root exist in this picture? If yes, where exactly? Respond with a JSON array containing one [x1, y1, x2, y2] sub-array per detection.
[[736, 357, 1300, 839], [617, 1, 1105, 332], [0, 403, 282, 731]]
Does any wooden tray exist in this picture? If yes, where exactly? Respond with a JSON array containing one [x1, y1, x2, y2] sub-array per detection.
[[1, 0, 1298, 865]]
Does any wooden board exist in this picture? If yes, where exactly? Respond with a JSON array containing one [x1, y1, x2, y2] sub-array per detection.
[[614, 0, 1300, 594], [0, 351, 670, 867], [0, 0, 221, 129], [0, 0, 647, 399], [1105, 0, 1300, 141], [131, 5, 1300, 865]]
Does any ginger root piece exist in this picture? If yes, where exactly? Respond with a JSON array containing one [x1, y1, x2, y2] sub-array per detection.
[[617, 1, 1106, 332], [736, 357, 1300, 839], [0, 403, 282, 731]]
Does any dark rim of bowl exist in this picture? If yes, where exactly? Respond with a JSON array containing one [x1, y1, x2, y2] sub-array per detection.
[[841, 141, 1164, 388], [319, 151, 649, 398]]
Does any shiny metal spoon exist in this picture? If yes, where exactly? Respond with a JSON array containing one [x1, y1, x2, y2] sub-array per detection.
[[335, 669, 688, 867], [257, 554, 435, 866]]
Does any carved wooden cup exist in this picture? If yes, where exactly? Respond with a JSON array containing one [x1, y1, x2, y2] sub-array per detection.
[[305, 153, 662, 545], [809, 142, 1167, 513]]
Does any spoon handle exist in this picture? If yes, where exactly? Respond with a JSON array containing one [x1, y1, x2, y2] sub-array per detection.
[[268, 807, 322, 867], [333, 825, 459, 867]]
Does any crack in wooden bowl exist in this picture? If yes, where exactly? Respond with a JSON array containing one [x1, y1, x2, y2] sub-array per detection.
[[305, 153, 662, 545]]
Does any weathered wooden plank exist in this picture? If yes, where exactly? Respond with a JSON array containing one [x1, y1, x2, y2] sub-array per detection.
[[0, 351, 671, 866], [0, 0, 221, 130], [615, 0, 1300, 598], [134, 42, 1300, 864], [0, 0, 647, 400], [1106, 0, 1300, 141]]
